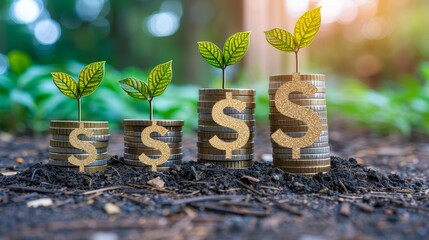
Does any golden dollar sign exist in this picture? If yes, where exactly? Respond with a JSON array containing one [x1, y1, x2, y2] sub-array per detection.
[[139, 121, 171, 172], [68, 122, 97, 172], [272, 73, 323, 159], [209, 92, 250, 159]]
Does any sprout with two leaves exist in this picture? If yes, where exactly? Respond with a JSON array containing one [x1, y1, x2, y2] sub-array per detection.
[[264, 7, 322, 73], [119, 60, 173, 120], [197, 31, 251, 89], [51, 61, 105, 121]]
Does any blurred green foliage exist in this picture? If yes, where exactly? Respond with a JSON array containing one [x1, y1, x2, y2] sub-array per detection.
[[328, 63, 429, 135]]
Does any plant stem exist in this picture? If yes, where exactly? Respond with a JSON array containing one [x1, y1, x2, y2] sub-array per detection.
[[222, 68, 226, 89], [148, 99, 153, 121], [295, 51, 299, 73], [77, 98, 81, 122]]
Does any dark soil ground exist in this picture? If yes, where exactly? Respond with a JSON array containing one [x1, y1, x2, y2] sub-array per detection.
[[1, 124, 428, 240]]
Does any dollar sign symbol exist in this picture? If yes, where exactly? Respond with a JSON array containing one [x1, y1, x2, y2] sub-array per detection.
[[271, 73, 323, 159], [209, 92, 250, 159], [68, 122, 97, 172], [139, 121, 171, 171]]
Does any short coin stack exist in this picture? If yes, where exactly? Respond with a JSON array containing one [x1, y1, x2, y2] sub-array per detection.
[[122, 120, 184, 170], [48, 121, 110, 173], [269, 74, 330, 176], [197, 88, 255, 168]]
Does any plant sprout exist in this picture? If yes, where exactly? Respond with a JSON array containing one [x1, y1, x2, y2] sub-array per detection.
[[197, 31, 251, 89], [119, 60, 173, 120], [51, 61, 105, 121], [265, 7, 322, 73]]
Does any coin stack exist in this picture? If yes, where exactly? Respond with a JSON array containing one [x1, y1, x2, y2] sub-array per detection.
[[197, 89, 255, 169], [48, 121, 110, 173], [122, 120, 184, 170], [269, 74, 330, 176]]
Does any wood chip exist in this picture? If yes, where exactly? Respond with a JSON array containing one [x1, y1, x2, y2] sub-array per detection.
[[147, 177, 165, 189], [355, 202, 374, 213], [104, 203, 121, 215], [16, 157, 24, 164], [0, 171, 18, 176], [27, 198, 53, 208], [340, 202, 351, 216], [241, 175, 260, 184]]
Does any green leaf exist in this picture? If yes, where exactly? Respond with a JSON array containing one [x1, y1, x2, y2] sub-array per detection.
[[78, 61, 105, 97], [119, 77, 149, 100], [148, 60, 173, 98], [223, 31, 251, 67], [197, 41, 223, 69], [294, 7, 322, 49], [264, 28, 296, 52], [51, 72, 78, 99]]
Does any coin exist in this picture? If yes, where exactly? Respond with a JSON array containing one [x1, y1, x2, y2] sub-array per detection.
[[123, 126, 182, 132], [198, 101, 256, 108], [273, 146, 330, 154], [269, 118, 329, 126], [123, 131, 183, 138], [199, 113, 254, 121], [199, 95, 255, 102], [123, 120, 184, 127], [124, 143, 181, 153], [48, 158, 109, 167], [124, 153, 183, 161], [197, 141, 254, 149], [48, 146, 107, 154], [123, 159, 182, 167], [50, 121, 108, 128], [50, 139, 109, 148], [273, 158, 331, 167], [63, 165, 108, 173], [50, 127, 109, 135], [199, 119, 256, 127], [199, 88, 256, 96], [269, 105, 327, 112], [198, 153, 253, 161], [124, 138, 182, 147], [198, 108, 255, 114], [199, 160, 253, 168], [269, 74, 325, 81], [197, 131, 255, 139], [269, 131, 329, 138], [198, 147, 254, 155], [269, 112, 327, 120], [268, 92, 326, 99], [124, 147, 182, 155], [273, 153, 330, 160], [272, 141, 330, 148], [276, 165, 331, 174], [270, 125, 328, 133], [49, 152, 109, 161], [269, 99, 327, 106], [51, 134, 111, 141], [198, 125, 256, 133]]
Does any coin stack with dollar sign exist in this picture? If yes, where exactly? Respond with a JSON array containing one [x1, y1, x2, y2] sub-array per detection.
[[269, 74, 330, 176], [197, 89, 255, 168], [122, 120, 184, 170], [48, 120, 110, 173]]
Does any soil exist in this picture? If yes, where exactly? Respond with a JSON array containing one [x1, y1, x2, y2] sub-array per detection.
[[1, 125, 429, 240]]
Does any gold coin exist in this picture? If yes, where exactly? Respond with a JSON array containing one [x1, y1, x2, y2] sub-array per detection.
[[122, 120, 184, 127], [269, 118, 328, 126], [198, 125, 256, 133], [197, 141, 254, 149], [272, 141, 329, 148], [48, 158, 109, 167], [198, 153, 253, 161], [270, 125, 328, 132], [199, 113, 254, 121], [198, 147, 253, 155], [197, 131, 255, 139], [124, 144, 181, 153], [199, 88, 256, 96], [50, 121, 108, 128], [269, 130, 329, 138], [124, 153, 183, 161], [50, 128, 109, 135], [198, 108, 255, 114], [269, 112, 327, 120], [268, 91, 326, 99], [48, 146, 107, 154], [199, 119, 256, 127], [124, 139, 182, 148], [273, 146, 330, 154], [199, 95, 255, 102], [277, 165, 331, 174], [49, 152, 109, 161], [198, 101, 256, 108], [51, 134, 110, 141], [273, 153, 330, 160], [273, 158, 331, 167], [269, 87, 326, 94], [124, 147, 182, 155], [270, 105, 327, 112], [50, 139, 109, 148], [198, 160, 253, 169], [123, 131, 183, 138], [123, 126, 182, 132], [269, 74, 325, 81], [269, 99, 326, 106]]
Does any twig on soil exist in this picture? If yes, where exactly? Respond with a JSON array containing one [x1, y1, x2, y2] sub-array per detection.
[[8, 186, 58, 194], [339, 180, 348, 193], [121, 194, 153, 206], [193, 202, 271, 217], [163, 195, 246, 206], [82, 185, 132, 195], [236, 180, 266, 196]]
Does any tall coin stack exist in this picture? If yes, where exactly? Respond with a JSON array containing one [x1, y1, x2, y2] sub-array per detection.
[[48, 121, 110, 173], [122, 120, 184, 170], [197, 89, 255, 169], [269, 74, 330, 176]]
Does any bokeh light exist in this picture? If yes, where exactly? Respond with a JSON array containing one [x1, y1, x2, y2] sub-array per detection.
[[146, 12, 180, 37], [34, 19, 61, 45], [0, 54, 9, 75], [9, 0, 42, 24], [285, 0, 309, 18], [75, 0, 105, 22]]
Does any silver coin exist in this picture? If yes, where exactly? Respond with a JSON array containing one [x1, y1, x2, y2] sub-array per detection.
[[270, 130, 329, 137], [48, 158, 109, 167], [123, 131, 183, 138], [272, 141, 329, 148], [199, 88, 256, 96], [51, 134, 110, 141], [271, 135, 329, 144], [199, 114, 255, 121], [273, 153, 330, 160], [197, 153, 254, 161], [124, 147, 182, 155], [49, 152, 109, 161], [198, 108, 255, 114], [198, 125, 256, 133], [269, 74, 325, 81], [269, 92, 326, 99], [197, 141, 255, 149], [198, 101, 256, 108], [122, 120, 184, 127], [269, 80, 326, 87], [124, 153, 183, 161], [273, 146, 330, 154], [123, 159, 182, 167], [270, 118, 328, 126], [270, 105, 327, 112], [48, 146, 108, 154]]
